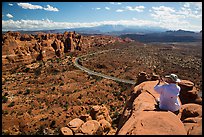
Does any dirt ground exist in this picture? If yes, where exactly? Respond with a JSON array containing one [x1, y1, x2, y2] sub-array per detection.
[[2, 40, 202, 135]]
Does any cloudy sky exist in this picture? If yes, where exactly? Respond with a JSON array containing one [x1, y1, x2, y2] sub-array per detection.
[[2, 2, 202, 32]]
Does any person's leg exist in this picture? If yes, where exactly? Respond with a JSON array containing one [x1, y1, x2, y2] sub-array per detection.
[[173, 110, 180, 115], [156, 97, 160, 104], [154, 98, 160, 110]]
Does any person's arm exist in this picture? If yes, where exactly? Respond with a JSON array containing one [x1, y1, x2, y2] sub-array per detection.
[[154, 79, 163, 94], [156, 79, 160, 85]]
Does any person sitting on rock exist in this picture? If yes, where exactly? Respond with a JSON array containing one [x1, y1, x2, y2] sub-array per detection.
[[154, 74, 181, 114]]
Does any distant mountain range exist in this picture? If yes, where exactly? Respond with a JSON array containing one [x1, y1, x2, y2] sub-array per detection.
[[2, 25, 168, 35], [120, 29, 202, 43], [2, 25, 202, 43], [67, 25, 169, 35]]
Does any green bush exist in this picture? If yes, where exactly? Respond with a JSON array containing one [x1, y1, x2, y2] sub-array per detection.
[[50, 120, 56, 128], [8, 101, 15, 107], [24, 67, 30, 73], [2, 96, 8, 103], [24, 89, 30, 95]]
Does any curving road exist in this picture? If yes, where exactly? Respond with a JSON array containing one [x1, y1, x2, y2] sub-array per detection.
[[73, 49, 136, 85]]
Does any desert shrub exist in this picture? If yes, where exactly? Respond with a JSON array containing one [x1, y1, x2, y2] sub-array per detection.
[[23, 67, 30, 73], [112, 111, 121, 128], [113, 91, 121, 96], [17, 111, 24, 116], [35, 125, 45, 135], [77, 94, 83, 99], [39, 106, 44, 109], [2, 96, 8, 103], [28, 109, 32, 114], [24, 89, 30, 95], [8, 101, 15, 107], [56, 58, 62, 63], [64, 102, 68, 111], [110, 105, 116, 111], [34, 68, 41, 76], [52, 69, 60, 75], [50, 120, 56, 128], [2, 110, 9, 115], [4, 92, 9, 96], [59, 82, 64, 86], [73, 89, 78, 93], [118, 82, 128, 92]]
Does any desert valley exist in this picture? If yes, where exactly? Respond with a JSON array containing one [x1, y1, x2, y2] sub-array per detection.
[[2, 30, 202, 135]]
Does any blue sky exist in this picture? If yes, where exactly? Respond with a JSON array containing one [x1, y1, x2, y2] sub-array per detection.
[[2, 2, 202, 32]]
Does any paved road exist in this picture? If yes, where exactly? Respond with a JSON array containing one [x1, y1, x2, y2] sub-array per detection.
[[73, 49, 136, 85]]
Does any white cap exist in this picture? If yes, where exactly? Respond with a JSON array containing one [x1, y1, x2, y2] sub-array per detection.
[[165, 74, 181, 83]]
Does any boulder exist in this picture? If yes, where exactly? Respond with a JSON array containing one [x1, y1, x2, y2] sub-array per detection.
[[80, 120, 103, 135], [150, 73, 160, 81], [60, 127, 73, 135], [136, 72, 149, 85], [179, 83, 200, 104], [178, 80, 194, 91], [194, 97, 202, 105], [98, 119, 112, 134], [43, 127, 55, 135], [67, 118, 84, 133], [187, 119, 202, 135], [178, 103, 202, 121], [79, 114, 92, 122], [118, 111, 187, 135], [90, 105, 112, 123], [107, 128, 116, 135], [183, 117, 202, 135]]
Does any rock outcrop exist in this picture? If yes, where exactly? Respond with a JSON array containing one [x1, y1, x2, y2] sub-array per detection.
[[135, 71, 149, 85], [116, 80, 202, 135], [60, 105, 116, 135], [2, 31, 125, 67], [178, 80, 202, 105], [178, 103, 202, 135]]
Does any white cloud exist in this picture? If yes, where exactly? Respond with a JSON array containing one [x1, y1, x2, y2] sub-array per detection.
[[151, 5, 202, 19], [17, 2, 59, 12], [8, 3, 13, 6], [183, 3, 190, 8], [105, 7, 110, 10], [125, 6, 145, 12], [96, 7, 101, 10], [194, 2, 202, 10], [185, 2, 202, 10], [6, 13, 13, 18], [44, 5, 59, 12], [17, 3, 43, 10], [110, 2, 122, 5], [2, 18, 201, 32], [151, 6, 184, 25], [152, 6, 175, 13], [178, 7, 201, 19], [150, 5, 202, 31], [115, 5, 145, 13], [116, 9, 124, 12], [178, 2, 202, 18]]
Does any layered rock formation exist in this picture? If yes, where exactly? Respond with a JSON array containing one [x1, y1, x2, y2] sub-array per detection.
[[58, 78, 201, 135], [2, 31, 125, 71], [116, 79, 202, 135]]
